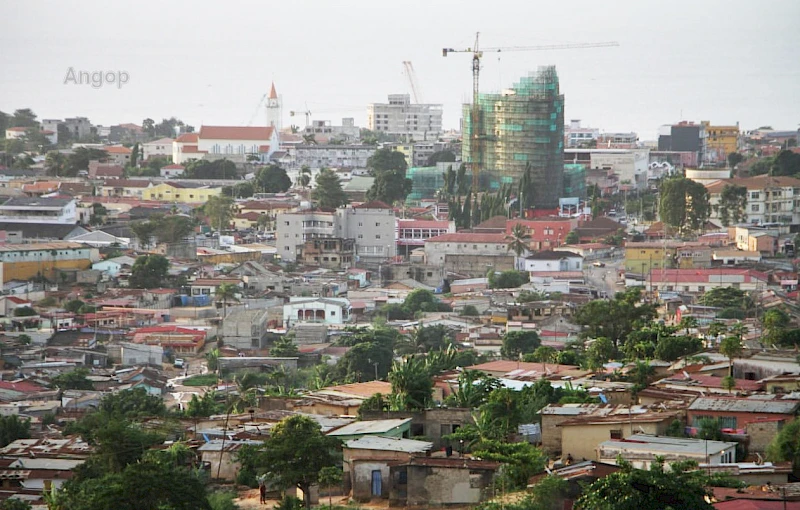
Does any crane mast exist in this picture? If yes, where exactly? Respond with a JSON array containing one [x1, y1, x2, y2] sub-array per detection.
[[443, 33, 619, 194]]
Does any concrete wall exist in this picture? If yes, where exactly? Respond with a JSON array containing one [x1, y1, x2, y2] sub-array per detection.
[[745, 420, 783, 454], [359, 408, 473, 449], [445, 254, 514, 278], [401, 465, 493, 507]]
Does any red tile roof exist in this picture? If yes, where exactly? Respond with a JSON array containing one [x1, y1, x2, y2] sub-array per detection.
[[706, 174, 800, 193], [199, 126, 274, 141], [162, 164, 185, 170], [176, 133, 199, 143], [105, 146, 132, 154], [0, 380, 46, 393], [426, 232, 507, 244]]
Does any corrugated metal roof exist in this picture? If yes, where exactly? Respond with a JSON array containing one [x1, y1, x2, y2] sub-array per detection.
[[689, 397, 800, 415], [345, 436, 432, 453], [327, 418, 412, 436]]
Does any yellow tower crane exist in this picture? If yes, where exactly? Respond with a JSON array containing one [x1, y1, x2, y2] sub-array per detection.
[[443, 33, 619, 192]]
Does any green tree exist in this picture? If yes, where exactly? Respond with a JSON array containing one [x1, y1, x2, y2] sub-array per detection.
[[719, 334, 743, 377], [237, 415, 340, 509], [762, 308, 790, 345], [721, 375, 736, 394], [573, 288, 657, 348], [207, 491, 240, 510], [766, 418, 800, 472], [367, 148, 408, 173], [491, 270, 529, 289], [65, 147, 109, 176], [10, 108, 38, 128], [564, 230, 579, 244], [311, 168, 348, 209], [506, 223, 530, 258], [0, 499, 31, 510], [45, 150, 67, 176], [388, 356, 433, 410], [447, 370, 501, 408], [65, 299, 85, 313], [586, 337, 615, 370], [471, 439, 545, 489], [659, 176, 711, 233], [205, 195, 235, 231], [215, 282, 239, 320], [335, 340, 393, 381], [51, 368, 94, 390], [397, 324, 454, 355], [716, 184, 747, 226], [255, 164, 292, 193], [318, 466, 342, 509], [574, 458, 713, 510], [460, 304, 480, 316], [501, 331, 541, 359], [131, 220, 158, 249], [129, 254, 170, 289], [297, 165, 312, 189], [98, 387, 167, 419], [366, 168, 412, 204], [653, 334, 703, 362], [0, 415, 30, 447], [727, 152, 744, 169], [270, 335, 299, 357]]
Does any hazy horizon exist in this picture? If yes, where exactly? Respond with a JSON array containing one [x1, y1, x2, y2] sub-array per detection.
[[1, 0, 798, 140]]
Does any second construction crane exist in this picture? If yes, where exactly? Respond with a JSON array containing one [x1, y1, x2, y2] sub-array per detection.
[[443, 33, 619, 192]]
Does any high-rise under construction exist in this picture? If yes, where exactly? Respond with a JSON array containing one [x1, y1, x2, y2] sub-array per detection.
[[462, 66, 565, 209]]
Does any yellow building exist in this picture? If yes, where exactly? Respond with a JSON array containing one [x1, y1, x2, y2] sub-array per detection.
[[625, 241, 712, 275], [143, 182, 222, 203], [702, 121, 739, 161], [0, 242, 97, 283]]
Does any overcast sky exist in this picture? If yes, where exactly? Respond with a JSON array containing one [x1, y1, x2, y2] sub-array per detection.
[[1, 0, 798, 140]]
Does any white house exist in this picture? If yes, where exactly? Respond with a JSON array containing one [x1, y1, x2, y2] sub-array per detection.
[[283, 297, 350, 327], [172, 133, 205, 165], [520, 250, 583, 272], [92, 255, 137, 277], [0, 197, 77, 224], [142, 137, 174, 160], [598, 434, 737, 470]]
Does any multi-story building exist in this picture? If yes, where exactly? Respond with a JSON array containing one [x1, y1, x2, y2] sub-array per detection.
[[396, 219, 455, 257], [564, 148, 650, 190], [657, 121, 707, 164], [63, 117, 93, 141], [624, 241, 711, 276], [276, 201, 396, 265], [423, 232, 512, 276], [172, 133, 204, 165], [706, 174, 800, 225], [142, 137, 174, 160], [564, 119, 599, 147], [0, 197, 77, 224], [293, 144, 376, 170], [297, 238, 354, 269], [367, 94, 443, 140], [507, 217, 577, 251], [462, 67, 564, 208], [701, 121, 739, 164], [301, 119, 360, 142], [596, 132, 638, 149], [99, 179, 152, 198], [104, 145, 132, 166]]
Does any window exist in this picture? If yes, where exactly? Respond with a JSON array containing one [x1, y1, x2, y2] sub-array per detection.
[[751, 192, 760, 200], [330, 310, 336, 316], [376, 222, 380, 227], [358, 234, 363, 239], [610, 429, 623, 439], [376, 234, 381, 239], [358, 222, 363, 227]]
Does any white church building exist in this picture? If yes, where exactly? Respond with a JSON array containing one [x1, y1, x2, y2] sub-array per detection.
[[172, 82, 282, 165]]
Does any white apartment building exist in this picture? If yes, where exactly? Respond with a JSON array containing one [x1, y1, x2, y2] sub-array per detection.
[[302, 119, 360, 142], [564, 148, 650, 189], [293, 144, 376, 170], [142, 137, 174, 160], [276, 202, 396, 264], [706, 174, 800, 225], [197, 126, 278, 159], [367, 94, 443, 140], [0, 197, 77, 224]]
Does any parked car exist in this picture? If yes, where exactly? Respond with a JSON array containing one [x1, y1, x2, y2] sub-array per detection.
[[593, 261, 606, 267], [173, 358, 185, 368]]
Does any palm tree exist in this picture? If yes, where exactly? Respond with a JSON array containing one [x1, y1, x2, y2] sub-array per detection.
[[506, 223, 530, 266], [388, 356, 433, 411], [720, 334, 744, 377], [215, 283, 239, 321], [298, 165, 312, 189]]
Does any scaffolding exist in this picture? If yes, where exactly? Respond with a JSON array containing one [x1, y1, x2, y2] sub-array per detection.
[[563, 163, 586, 199], [462, 66, 564, 207], [406, 165, 447, 204]]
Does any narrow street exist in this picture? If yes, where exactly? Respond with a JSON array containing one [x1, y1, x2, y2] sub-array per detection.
[[584, 253, 625, 298]]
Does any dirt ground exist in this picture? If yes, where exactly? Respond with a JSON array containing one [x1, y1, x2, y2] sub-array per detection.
[[233, 488, 366, 510]]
